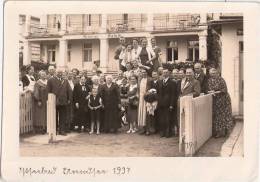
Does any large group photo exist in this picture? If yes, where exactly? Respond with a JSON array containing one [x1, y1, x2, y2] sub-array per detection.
[[19, 13, 244, 157]]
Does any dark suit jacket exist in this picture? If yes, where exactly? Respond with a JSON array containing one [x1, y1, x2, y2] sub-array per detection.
[[172, 79, 181, 99], [47, 77, 72, 106], [114, 45, 123, 60], [195, 71, 207, 93], [157, 78, 177, 109], [180, 78, 201, 97], [73, 83, 91, 111]]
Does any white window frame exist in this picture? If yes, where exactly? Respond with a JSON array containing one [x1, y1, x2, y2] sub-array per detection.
[[167, 41, 178, 62], [187, 40, 199, 61]]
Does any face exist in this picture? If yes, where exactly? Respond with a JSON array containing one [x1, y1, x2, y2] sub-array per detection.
[[158, 67, 163, 74], [28, 66, 34, 75], [118, 71, 123, 78], [72, 69, 78, 76], [93, 78, 99, 85], [132, 61, 138, 68], [151, 38, 156, 47], [80, 76, 86, 84], [40, 71, 47, 80], [92, 89, 98, 96], [194, 64, 201, 74], [162, 70, 169, 78], [119, 38, 126, 45], [152, 72, 158, 80], [68, 72, 73, 80], [126, 63, 131, 70], [172, 70, 179, 79], [133, 39, 138, 47], [127, 44, 132, 51], [209, 68, 218, 77], [56, 71, 63, 78], [186, 69, 194, 80], [130, 76, 137, 85], [106, 77, 112, 84], [141, 39, 147, 47], [178, 70, 184, 79], [62, 72, 68, 80], [100, 75, 105, 82]]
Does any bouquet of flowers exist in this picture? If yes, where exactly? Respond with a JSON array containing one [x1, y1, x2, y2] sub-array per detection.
[[144, 89, 158, 116]]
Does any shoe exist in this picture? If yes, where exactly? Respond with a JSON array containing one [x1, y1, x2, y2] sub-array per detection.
[[145, 131, 150, 136], [96, 131, 100, 135], [126, 130, 132, 134], [60, 131, 67, 136], [89, 131, 94, 135], [131, 129, 136, 133]]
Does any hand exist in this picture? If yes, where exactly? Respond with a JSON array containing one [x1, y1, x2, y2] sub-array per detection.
[[75, 103, 79, 109], [86, 95, 90, 100], [68, 100, 71, 104], [169, 106, 173, 110], [38, 101, 42, 107]]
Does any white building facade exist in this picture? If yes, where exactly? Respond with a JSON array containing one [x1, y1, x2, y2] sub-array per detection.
[[19, 13, 243, 116]]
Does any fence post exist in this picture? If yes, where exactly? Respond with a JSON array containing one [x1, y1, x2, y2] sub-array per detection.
[[47, 93, 56, 143]]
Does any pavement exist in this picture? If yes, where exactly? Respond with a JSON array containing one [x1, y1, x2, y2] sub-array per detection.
[[20, 121, 244, 157]]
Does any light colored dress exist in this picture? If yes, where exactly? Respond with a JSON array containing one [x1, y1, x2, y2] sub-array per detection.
[[138, 78, 147, 127]]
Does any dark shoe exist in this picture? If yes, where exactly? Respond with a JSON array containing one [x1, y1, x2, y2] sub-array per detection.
[[60, 131, 67, 136]]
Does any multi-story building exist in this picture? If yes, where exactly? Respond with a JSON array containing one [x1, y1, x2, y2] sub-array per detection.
[[19, 13, 243, 116]]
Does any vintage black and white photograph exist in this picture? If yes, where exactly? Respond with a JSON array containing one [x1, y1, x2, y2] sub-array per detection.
[[18, 12, 244, 157]]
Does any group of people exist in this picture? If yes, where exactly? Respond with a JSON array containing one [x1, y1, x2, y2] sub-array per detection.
[[19, 37, 234, 138]]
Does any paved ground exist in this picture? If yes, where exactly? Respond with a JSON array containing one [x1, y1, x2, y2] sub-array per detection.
[[20, 121, 243, 157]]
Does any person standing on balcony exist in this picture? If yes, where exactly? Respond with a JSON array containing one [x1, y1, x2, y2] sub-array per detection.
[[47, 69, 72, 136], [137, 38, 155, 76], [207, 68, 233, 138], [22, 65, 36, 92], [114, 37, 126, 72], [33, 70, 48, 134], [194, 62, 207, 93], [150, 38, 162, 72], [157, 68, 177, 138]]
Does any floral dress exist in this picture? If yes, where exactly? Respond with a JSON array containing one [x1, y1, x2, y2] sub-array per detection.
[[207, 76, 234, 135]]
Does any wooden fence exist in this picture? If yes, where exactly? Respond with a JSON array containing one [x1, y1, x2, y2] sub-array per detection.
[[20, 91, 34, 134], [179, 94, 213, 156]]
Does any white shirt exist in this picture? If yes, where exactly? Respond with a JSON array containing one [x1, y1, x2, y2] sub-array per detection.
[[26, 74, 36, 92], [68, 79, 74, 90]]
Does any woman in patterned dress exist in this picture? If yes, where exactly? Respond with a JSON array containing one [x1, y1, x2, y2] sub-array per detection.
[[207, 68, 234, 138]]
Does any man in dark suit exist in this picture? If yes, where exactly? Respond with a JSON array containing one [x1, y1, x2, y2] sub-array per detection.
[[150, 71, 160, 133], [114, 37, 126, 72], [157, 68, 177, 138], [73, 76, 91, 132], [47, 69, 72, 135], [194, 63, 207, 93]]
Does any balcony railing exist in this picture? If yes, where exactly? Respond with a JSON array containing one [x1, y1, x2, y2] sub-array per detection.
[[66, 21, 101, 34], [107, 18, 147, 33], [153, 14, 200, 31], [30, 23, 60, 37]]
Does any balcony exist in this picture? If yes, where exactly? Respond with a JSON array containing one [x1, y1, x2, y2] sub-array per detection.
[[66, 21, 101, 34], [107, 18, 147, 33], [153, 14, 201, 32], [29, 23, 60, 37]]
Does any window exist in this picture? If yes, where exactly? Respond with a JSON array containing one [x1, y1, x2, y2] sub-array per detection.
[[187, 40, 199, 61], [123, 14, 128, 24], [67, 43, 72, 62], [47, 45, 56, 63], [85, 14, 92, 26], [167, 41, 178, 62], [83, 43, 92, 62]]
